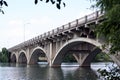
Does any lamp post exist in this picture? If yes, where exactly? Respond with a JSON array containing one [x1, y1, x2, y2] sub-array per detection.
[[23, 23, 30, 42]]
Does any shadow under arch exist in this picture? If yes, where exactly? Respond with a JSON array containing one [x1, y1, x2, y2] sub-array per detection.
[[52, 38, 102, 66], [29, 47, 48, 65], [11, 54, 17, 63], [81, 47, 101, 66], [18, 52, 27, 64]]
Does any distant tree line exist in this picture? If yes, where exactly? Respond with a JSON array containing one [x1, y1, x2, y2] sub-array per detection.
[[93, 52, 111, 62], [0, 47, 10, 63], [63, 54, 76, 62]]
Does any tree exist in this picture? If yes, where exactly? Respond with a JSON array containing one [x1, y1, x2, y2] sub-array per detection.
[[92, 0, 120, 79], [92, 0, 120, 54], [0, 52, 2, 62], [0, 47, 9, 62], [93, 52, 111, 62]]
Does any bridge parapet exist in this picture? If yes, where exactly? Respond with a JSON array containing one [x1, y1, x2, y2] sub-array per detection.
[[8, 10, 104, 52]]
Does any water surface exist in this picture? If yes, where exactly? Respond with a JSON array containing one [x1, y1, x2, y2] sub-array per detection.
[[0, 62, 116, 80]]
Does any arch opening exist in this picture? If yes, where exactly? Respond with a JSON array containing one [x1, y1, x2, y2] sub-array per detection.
[[29, 49, 48, 65], [52, 38, 103, 67], [92, 52, 111, 62], [18, 52, 27, 64], [61, 52, 78, 66], [11, 54, 16, 63]]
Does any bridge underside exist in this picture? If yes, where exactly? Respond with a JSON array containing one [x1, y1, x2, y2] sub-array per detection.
[[52, 41, 102, 67], [11, 54, 16, 63], [29, 49, 48, 64], [18, 52, 27, 64]]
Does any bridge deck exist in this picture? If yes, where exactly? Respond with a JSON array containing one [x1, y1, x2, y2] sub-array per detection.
[[9, 11, 104, 51]]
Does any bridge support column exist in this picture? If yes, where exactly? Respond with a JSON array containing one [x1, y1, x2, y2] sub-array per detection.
[[16, 51, 19, 63], [73, 48, 101, 67], [73, 53, 89, 67], [49, 43, 53, 66], [26, 48, 30, 64]]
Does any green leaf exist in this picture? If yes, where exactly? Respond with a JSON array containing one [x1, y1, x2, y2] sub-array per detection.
[[63, 2, 66, 7], [2, 10, 4, 14], [51, 0, 55, 4], [46, 0, 49, 3], [0, 1, 3, 6], [35, 0, 38, 4], [3, 1, 8, 7], [56, 3, 60, 9]]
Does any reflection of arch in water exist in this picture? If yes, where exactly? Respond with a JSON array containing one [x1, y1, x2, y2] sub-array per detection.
[[18, 51, 27, 64], [73, 67, 97, 80], [26, 65, 48, 80], [46, 67, 64, 80], [25, 66, 64, 80], [29, 47, 48, 64]]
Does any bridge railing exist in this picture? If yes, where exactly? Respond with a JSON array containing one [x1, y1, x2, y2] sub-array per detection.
[[87, 12, 97, 21], [49, 30, 53, 36], [98, 10, 104, 17], [56, 26, 64, 34], [77, 17, 86, 25], [70, 20, 78, 28], [64, 23, 70, 31], [54, 28, 58, 34], [8, 10, 104, 51]]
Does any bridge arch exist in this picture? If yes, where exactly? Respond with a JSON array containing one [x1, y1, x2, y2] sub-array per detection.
[[11, 53, 17, 63], [28, 46, 48, 64], [18, 50, 27, 64], [52, 38, 102, 66]]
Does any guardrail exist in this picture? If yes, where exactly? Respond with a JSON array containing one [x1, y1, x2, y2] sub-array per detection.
[[8, 10, 104, 51]]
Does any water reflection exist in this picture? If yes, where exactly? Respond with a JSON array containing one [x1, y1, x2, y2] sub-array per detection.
[[73, 67, 97, 80], [61, 67, 97, 80], [46, 67, 64, 80], [0, 62, 113, 80], [26, 65, 48, 80]]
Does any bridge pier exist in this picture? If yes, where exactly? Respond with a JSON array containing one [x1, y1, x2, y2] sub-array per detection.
[[49, 43, 53, 66], [73, 53, 90, 67]]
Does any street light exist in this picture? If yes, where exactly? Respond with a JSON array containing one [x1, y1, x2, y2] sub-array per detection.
[[23, 23, 30, 42]]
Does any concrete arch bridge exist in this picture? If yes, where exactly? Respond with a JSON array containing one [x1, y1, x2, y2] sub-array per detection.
[[9, 11, 120, 67]]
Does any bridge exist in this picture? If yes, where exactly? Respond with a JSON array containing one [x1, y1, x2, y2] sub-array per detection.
[[8, 11, 120, 67]]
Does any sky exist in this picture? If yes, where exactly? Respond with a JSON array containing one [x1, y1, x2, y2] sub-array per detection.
[[0, 0, 97, 50]]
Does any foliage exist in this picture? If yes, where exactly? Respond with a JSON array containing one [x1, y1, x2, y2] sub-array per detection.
[[92, 0, 120, 54], [92, 0, 120, 79], [0, 0, 8, 14], [98, 66, 120, 80], [93, 52, 111, 62], [0, 47, 9, 63], [0, 0, 65, 14], [63, 54, 76, 62], [34, 0, 65, 9]]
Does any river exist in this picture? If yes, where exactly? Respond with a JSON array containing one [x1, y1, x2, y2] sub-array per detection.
[[0, 62, 117, 80]]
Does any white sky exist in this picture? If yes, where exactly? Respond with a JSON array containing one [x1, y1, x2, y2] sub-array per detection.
[[0, 0, 97, 50]]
